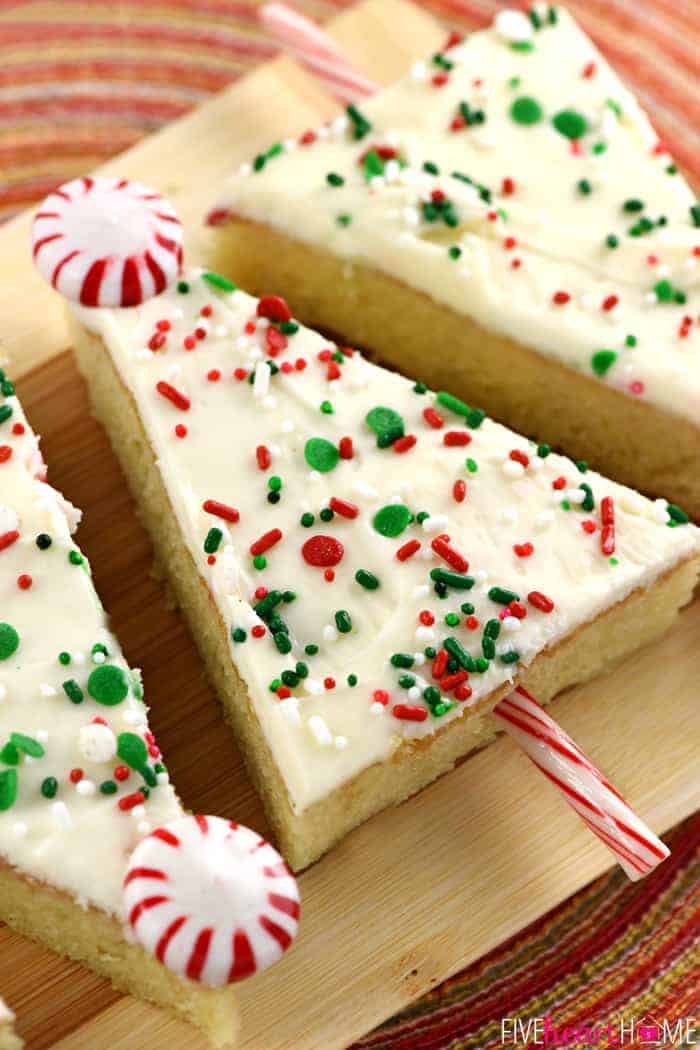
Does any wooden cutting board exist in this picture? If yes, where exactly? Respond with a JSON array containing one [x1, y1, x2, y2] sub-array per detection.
[[0, 2, 698, 1048]]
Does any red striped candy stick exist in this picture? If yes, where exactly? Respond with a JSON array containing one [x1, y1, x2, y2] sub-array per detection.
[[123, 815, 300, 985], [260, 5, 670, 884], [259, 3, 378, 102], [494, 687, 670, 880]]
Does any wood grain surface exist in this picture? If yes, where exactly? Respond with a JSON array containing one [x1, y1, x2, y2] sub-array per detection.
[[0, 3, 697, 1048]]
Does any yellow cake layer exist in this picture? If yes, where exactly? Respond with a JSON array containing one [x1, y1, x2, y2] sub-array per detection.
[[210, 219, 700, 522], [71, 318, 699, 871], [0, 862, 239, 1048]]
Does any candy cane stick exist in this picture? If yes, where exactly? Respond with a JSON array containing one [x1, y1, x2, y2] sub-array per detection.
[[254, 9, 670, 882], [259, 3, 378, 102], [493, 687, 669, 880]]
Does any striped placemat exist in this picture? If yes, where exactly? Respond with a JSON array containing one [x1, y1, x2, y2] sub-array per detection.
[[0, 1, 697, 1045]]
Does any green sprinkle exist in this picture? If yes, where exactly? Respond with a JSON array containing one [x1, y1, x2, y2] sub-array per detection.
[[667, 503, 689, 524], [62, 678, 83, 704], [69, 550, 83, 566], [500, 650, 521, 664], [253, 555, 267, 571], [100, 780, 118, 795], [347, 674, 358, 687], [0, 405, 13, 426], [0, 768, 18, 811], [484, 618, 501, 640], [0, 743, 19, 765], [373, 504, 411, 538], [482, 636, 496, 660], [304, 437, 339, 473], [510, 96, 543, 125], [390, 653, 414, 669], [10, 732, 44, 758], [623, 198, 644, 213], [609, 557, 619, 566], [690, 204, 700, 228], [606, 234, 619, 249], [87, 664, 128, 706], [552, 108, 587, 140], [466, 458, 478, 473], [355, 569, 380, 590], [423, 686, 441, 705], [363, 149, 384, 181], [445, 612, 460, 627], [231, 627, 247, 643], [510, 40, 534, 52], [365, 406, 405, 448], [117, 732, 148, 771], [268, 476, 282, 492], [320, 400, 334, 415], [346, 103, 372, 139], [326, 172, 345, 187], [41, 776, 58, 799], [448, 245, 462, 259], [591, 349, 617, 376], [436, 390, 471, 417], [273, 633, 292, 655], [430, 568, 474, 590], [561, 499, 571, 511], [579, 482, 595, 511], [460, 602, 475, 615], [300, 512, 314, 528], [337, 213, 352, 227], [0, 623, 19, 661], [653, 279, 674, 302], [253, 154, 266, 172], [625, 334, 637, 348], [305, 643, 319, 656], [537, 444, 551, 458], [177, 280, 189, 294], [319, 508, 333, 522], [335, 610, 352, 634], [413, 381, 428, 394], [577, 179, 592, 195], [204, 527, 223, 554], [281, 670, 298, 688], [202, 271, 236, 292], [443, 637, 474, 672], [488, 586, 519, 605], [398, 674, 415, 689]]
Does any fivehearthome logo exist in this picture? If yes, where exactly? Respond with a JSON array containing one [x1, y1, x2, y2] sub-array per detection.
[[501, 1015, 698, 1045]]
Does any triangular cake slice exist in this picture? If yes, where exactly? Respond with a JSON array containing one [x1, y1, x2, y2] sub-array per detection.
[[68, 270, 699, 871], [208, 5, 700, 519], [0, 376, 239, 1044], [0, 998, 21, 1050]]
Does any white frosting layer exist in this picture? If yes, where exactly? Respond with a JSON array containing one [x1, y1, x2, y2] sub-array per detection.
[[0, 997, 14, 1025], [72, 271, 699, 814], [0, 385, 182, 914], [215, 7, 700, 425]]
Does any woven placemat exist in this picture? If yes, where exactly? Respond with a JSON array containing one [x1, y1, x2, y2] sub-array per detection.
[[0, 2, 697, 1045]]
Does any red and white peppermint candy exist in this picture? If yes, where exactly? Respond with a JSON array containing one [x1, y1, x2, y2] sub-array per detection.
[[123, 815, 300, 985], [32, 175, 182, 308]]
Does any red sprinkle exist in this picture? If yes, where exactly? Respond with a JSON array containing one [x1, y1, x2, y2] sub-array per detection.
[[423, 407, 444, 429], [454, 684, 472, 701], [440, 670, 469, 692], [453, 479, 467, 503], [513, 542, 534, 558], [202, 499, 240, 524], [600, 496, 616, 556], [257, 295, 291, 323], [602, 294, 619, 312], [582, 61, 596, 78], [0, 446, 13, 463], [114, 765, 130, 782], [119, 791, 146, 812], [156, 380, 190, 411], [329, 497, 359, 519], [0, 530, 20, 552], [251, 625, 266, 639], [509, 449, 530, 468], [256, 445, 271, 470], [206, 369, 221, 382], [528, 591, 555, 613], [266, 326, 287, 356], [69, 768, 83, 784], [431, 535, 468, 572], [300, 129, 316, 146], [552, 476, 567, 490], [501, 177, 515, 196], [443, 430, 471, 447], [507, 601, 527, 620], [552, 291, 571, 305], [432, 72, 449, 87], [301, 534, 344, 567], [396, 539, 421, 562], [12, 423, 24, 436], [277, 686, 291, 700], [17, 574, 32, 590], [466, 615, 479, 631], [338, 436, 354, 459], [393, 434, 417, 453], [174, 424, 188, 439], [373, 689, 390, 706], [432, 649, 448, 678], [582, 519, 597, 534], [250, 528, 283, 556], [392, 704, 428, 722], [419, 610, 435, 627], [324, 677, 336, 690]]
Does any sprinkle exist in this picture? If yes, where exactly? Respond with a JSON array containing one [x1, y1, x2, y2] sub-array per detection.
[[156, 380, 190, 411], [302, 535, 344, 567], [392, 704, 428, 722], [600, 496, 616, 556], [396, 539, 421, 561], [355, 569, 379, 590], [250, 528, 282, 556], [202, 499, 239, 523]]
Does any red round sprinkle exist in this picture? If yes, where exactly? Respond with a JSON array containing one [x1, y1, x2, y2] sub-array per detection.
[[277, 686, 291, 700], [324, 569, 335, 582], [183, 335, 196, 351], [581, 519, 597, 534], [324, 677, 336, 690], [552, 476, 566, 490], [257, 295, 291, 323], [17, 574, 32, 590], [552, 291, 571, 305], [454, 684, 472, 701], [12, 423, 25, 435], [302, 535, 344, 567], [266, 326, 288, 356], [513, 542, 534, 558], [207, 554, 216, 565], [602, 294, 619, 312], [327, 361, 341, 381], [174, 424, 187, 439], [419, 610, 435, 627], [200, 305, 212, 318], [373, 689, 389, 705], [254, 587, 268, 600], [69, 768, 83, 784], [466, 615, 479, 630], [582, 61, 596, 78], [338, 436, 354, 459], [207, 369, 221, 382], [507, 601, 527, 620], [501, 177, 515, 196], [0, 446, 13, 463], [234, 367, 248, 381], [432, 72, 449, 87], [251, 625, 266, 639], [503, 236, 517, 250], [300, 129, 316, 145], [114, 765, 130, 782]]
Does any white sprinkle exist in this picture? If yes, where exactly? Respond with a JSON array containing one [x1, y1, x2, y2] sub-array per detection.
[[131, 805, 146, 820], [156, 771, 170, 786], [502, 460, 525, 479], [303, 678, 324, 696], [352, 480, 379, 500], [414, 652, 426, 666], [308, 715, 333, 747], [421, 514, 449, 533], [214, 325, 229, 338], [412, 583, 430, 599], [370, 702, 386, 715], [235, 335, 251, 351], [330, 114, 348, 136], [494, 9, 533, 42], [402, 206, 421, 228], [51, 801, 72, 828], [92, 650, 106, 665], [0, 684, 6, 702], [410, 60, 427, 81], [408, 687, 421, 702], [334, 736, 348, 750], [502, 616, 521, 632], [75, 779, 96, 797], [79, 723, 117, 764], [137, 821, 152, 836], [567, 488, 586, 505], [40, 684, 57, 697], [323, 625, 338, 643], [415, 626, 435, 643], [237, 162, 252, 177], [122, 709, 146, 727]]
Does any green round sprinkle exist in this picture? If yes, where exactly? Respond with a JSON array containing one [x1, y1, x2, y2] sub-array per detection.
[[320, 508, 334, 522], [445, 612, 460, 627], [355, 569, 380, 590], [337, 213, 352, 227], [231, 627, 247, 643], [448, 245, 462, 260], [537, 443, 551, 458], [591, 349, 617, 376], [100, 780, 118, 795], [268, 476, 282, 492], [320, 400, 334, 415], [500, 650, 521, 664], [577, 179, 592, 195], [87, 664, 128, 706], [281, 670, 299, 688], [335, 610, 352, 634], [423, 686, 441, 705], [552, 108, 587, 139], [373, 504, 411, 538], [0, 768, 18, 811], [69, 550, 83, 566], [269, 679, 281, 693], [413, 382, 428, 394], [466, 458, 478, 473], [59, 651, 71, 666], [326, 172, 345, 187], [510, 96, 543, 125], [460, 602, 475, 615], [253, 555, 267, 570], [305, 643, 319, 656], [625, 334, 637, 348], [295, 662, 309, 678], [347, 674, 358, 687], [0, 623, 19, 661], [177, 280, 190, 293], [41, 776, 58, 799], [365, 406, 405, 448], [605, 234, 619, 249], [623, 198, 644, 213], [304, 437, 339, 473], [399, 674, 416, 689], [300, 512, 315, 527]]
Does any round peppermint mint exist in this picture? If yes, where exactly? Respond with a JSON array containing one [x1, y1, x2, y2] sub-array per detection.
[[0, 623, 19, 661], [304, 437, 339, 473], [373, 504, 412, 538], [88, 664, 129, 706]]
